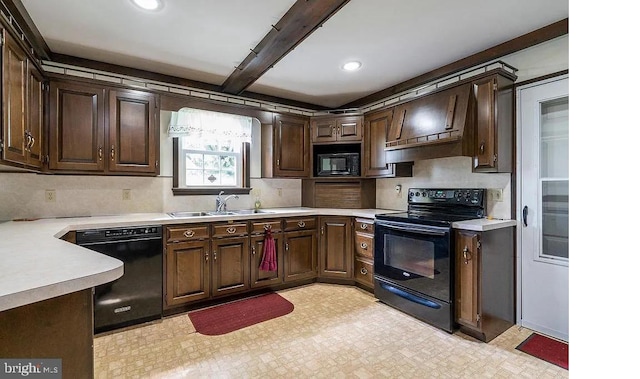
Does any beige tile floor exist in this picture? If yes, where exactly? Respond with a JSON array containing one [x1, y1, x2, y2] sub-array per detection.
[[94, 283, 568, 378]]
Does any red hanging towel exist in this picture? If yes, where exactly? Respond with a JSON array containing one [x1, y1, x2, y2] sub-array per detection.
[[259, 229, 277, 271]]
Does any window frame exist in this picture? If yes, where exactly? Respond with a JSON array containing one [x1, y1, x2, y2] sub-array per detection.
[[172, 138, 251, 195]]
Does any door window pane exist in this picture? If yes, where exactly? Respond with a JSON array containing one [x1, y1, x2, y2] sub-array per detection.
[[541, 181, 569, 259], [540, 97, 569, 178]]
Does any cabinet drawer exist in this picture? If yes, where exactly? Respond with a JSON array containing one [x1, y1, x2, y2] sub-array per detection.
[[212, 222, 248, 237], [354, 258, 373, 287], [354, 233, 374, 259], [251, 219, 282, 234], [284, 217, 316, 231], [355, 218, 374, 234], [165, 224, 209, 242]]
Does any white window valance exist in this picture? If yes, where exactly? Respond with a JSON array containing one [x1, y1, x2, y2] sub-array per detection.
[[168, 108, 252, 141]]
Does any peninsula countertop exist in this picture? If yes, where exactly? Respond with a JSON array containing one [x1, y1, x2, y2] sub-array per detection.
[[0, 207, 515, 312]]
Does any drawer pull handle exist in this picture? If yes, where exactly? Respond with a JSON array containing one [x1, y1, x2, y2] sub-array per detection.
[[264, 224, 272, 230], [360, 242, 368, 250], [360, 268, 368, 275], [360, 224, 368, 230], [205, 252, 209, 262], [183, 230, 195, 238], [98, 147, 103, 161], [226, 227, 237, 234], [110, 145, 115, 160], [297, 221, 306, 228]]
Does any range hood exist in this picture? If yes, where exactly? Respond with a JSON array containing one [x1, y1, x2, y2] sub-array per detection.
[[382, 66, 517, 165]]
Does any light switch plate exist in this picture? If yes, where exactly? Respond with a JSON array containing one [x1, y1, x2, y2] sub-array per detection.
[[122, 189, 132, 201]]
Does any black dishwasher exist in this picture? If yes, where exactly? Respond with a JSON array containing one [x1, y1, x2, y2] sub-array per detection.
[[77, 226, 163, 334]]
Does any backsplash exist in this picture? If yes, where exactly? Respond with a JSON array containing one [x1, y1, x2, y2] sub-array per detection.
[[0, 174, 300, 221], [1, 158, 509, 221], [376, 157, 512, 219]]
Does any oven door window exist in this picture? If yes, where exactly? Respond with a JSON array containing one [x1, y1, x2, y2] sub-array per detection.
[[384, 235, 435, 279], [375, 223, 451, 302]]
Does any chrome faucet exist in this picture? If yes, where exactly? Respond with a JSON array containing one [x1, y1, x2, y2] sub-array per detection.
[[216, 191, 239, 213]]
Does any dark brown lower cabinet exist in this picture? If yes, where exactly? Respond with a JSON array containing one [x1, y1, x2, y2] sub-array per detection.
[[283, 230, 317, 282], [455, 227, 515, 342], [318, 216, 353, 279], [165, 239, 211, 307], [211, 236, 250, 296]]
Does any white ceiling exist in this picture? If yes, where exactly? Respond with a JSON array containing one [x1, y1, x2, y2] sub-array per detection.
[[21, 0, 568, 108]]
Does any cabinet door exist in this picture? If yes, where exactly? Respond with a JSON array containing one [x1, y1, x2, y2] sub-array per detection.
[[49, 80, 105, 171], [335, 116, 362, 142], [283, 230, 317, 282], [211, 236, 250, 296], [250, 233, 284, 288], [455, 230, 480, 329], [26, 62, 44, 168], [310, 118, 336, 143], [108, 89, 158, 173], [318, 217, 353, 279], [165, 240, 211, 307], [473, 77, 497, 171], [274, 114, 310, 177], [363, 109, 394, 177], [2, 31, 28, 165]]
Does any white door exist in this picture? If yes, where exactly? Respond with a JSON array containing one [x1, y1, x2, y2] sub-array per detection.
[[517, 76, 569, 342]]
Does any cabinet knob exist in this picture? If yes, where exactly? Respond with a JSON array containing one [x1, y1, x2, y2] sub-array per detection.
[[98, 147, 103, 161], [463, 246, 471, 264], [213, 251, 217, 260], [251, 245, 256, 255], [205, 252, 209, 262], [360, 268, 368, 275], [285, 242, 289, 251], [360, 242, 368, 250], [479, 142, 485, 154], [226, 227, 237, 234], [183, 229, 195, 238], [110, 145, 115, 160], [297, 221, 306, 228]]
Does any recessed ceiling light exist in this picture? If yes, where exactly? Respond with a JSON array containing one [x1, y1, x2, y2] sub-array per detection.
[[342, 61, 362, 72], [131, 0, 162, 11]]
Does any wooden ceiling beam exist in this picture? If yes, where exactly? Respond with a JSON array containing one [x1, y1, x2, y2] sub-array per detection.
[[221, 0, 351, 95], [341, 18, 569, 109]]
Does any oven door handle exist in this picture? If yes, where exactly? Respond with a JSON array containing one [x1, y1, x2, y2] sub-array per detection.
[[377, 222, 447, 236], [380, 282, 442, 309]]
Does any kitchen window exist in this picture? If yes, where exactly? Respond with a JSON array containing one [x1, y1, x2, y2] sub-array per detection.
[[169, 108, 252, 195]]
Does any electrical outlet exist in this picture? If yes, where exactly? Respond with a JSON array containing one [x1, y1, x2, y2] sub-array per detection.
[[45, 189, 56, 203], [122, 189, 132, 201], [489, 189, 503, 202], [277, 188, 282, 197], [395, 184, 402, 197]]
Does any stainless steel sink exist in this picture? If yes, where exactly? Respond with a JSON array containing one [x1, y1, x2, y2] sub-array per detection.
[[231, 209, 274, 215], [167, 211, 216, 218]]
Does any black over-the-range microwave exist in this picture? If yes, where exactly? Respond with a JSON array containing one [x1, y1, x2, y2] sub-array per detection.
[[316, 152, 360, 176]]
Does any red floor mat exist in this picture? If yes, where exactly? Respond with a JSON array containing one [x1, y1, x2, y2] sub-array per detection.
[[516, 332, 568, 370], [188, 293, 294, 336]]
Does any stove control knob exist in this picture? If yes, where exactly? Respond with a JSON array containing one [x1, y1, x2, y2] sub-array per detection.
[[414, 192, 420, 197], [422, 191, 427, 197], [409, 191, 414, 197]]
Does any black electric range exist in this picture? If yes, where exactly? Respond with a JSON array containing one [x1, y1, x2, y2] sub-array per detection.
[[373, 188, 486, 333]]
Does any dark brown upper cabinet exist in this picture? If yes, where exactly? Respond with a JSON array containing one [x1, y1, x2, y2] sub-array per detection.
[[48, 79, 159, 175], [270, 113, 310, 178], [363, 109, 394, 177], [310, 115, 362, 144], [1, 30, 45, 170], [472, 73, 514, 173]]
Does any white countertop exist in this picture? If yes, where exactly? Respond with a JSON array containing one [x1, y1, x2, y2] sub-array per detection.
[[0, 207, 514, 312]]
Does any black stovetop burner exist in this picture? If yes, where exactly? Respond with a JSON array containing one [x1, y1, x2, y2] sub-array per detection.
[[376, 188, 487, 227]]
